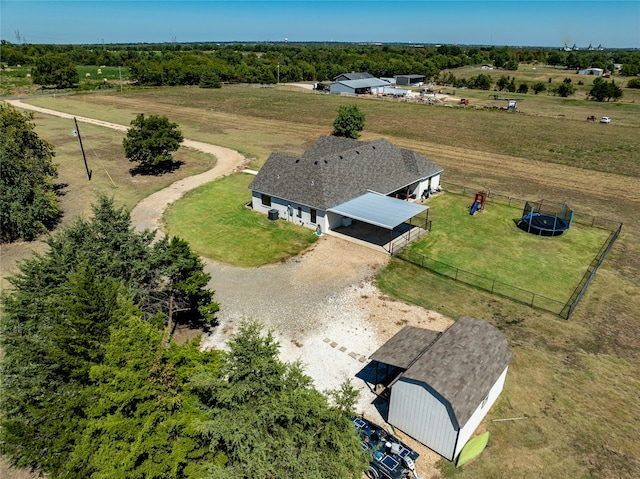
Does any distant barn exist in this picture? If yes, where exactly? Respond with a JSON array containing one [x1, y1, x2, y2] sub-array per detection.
[[368, 318, 513, 461], [578, 67, 604, 76], [395, 74, 425, 86]]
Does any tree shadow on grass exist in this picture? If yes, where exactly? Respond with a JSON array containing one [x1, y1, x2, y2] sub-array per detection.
[[129, 160, 184, 176]]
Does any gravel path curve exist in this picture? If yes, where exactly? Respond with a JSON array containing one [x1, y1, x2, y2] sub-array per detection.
[[4, 99, 450, 474]]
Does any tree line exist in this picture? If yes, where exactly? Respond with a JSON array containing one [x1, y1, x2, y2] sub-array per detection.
[[2, 40, 639, 88]]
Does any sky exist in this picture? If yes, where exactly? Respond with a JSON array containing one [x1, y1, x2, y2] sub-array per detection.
[[1, 1, 639, 48]]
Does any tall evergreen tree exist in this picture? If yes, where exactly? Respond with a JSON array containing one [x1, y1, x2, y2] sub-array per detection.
[[0, 263, 135, 473], [194, 320, 368, 479], [1, 196, 218, 475], [62, 316, 221, 479]]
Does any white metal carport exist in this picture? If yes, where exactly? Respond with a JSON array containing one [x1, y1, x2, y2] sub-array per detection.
[[327, 192, 429, 252]]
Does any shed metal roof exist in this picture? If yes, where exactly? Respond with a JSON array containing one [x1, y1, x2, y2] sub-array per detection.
[[334, 78, 391, 89], [395, 74, 426, 79], [328, 193, 428, 230], [334, 72, 376, 81]]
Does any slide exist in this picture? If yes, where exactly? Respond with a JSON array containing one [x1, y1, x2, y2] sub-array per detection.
[[470, 201, 481, 215]]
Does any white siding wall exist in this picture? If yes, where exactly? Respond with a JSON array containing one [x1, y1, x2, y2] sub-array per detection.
[[251, 192, 327, 231], [430, 173, 441, 189], [389, 379, 458, 460], [453, 366, 509, 459], [389, 365, 509, 461], [412, 174, 441, 199], [326, 212, 345, 231]]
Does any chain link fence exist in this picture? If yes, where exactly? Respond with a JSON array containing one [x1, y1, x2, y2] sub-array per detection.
[[396, 183, 622, 318]]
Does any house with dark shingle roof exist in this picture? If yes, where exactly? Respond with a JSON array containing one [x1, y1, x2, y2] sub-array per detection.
[[248, 136, 443, 243], [368, 318, 513, 461]]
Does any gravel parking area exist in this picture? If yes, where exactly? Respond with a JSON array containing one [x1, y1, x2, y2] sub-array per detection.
[[200, 234, 453, 477]]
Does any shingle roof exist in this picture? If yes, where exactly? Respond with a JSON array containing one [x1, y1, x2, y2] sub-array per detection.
[[248, 136, 443, 211], [369, 326, 441, 369], [373, 318, 513, 427]]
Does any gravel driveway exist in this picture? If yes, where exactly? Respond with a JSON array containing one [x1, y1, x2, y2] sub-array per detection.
[[5, 99, 452, 475]]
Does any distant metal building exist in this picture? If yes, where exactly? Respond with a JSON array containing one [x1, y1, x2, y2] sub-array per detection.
[[395, 74, 425, 86], [368, 318, 513, 461], [578, 68, 604, 76], [330, 78, 390, 95], [333, 71, 376, 82]]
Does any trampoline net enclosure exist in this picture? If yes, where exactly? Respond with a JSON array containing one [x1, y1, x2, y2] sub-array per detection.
[[520, 200, 574, 236]]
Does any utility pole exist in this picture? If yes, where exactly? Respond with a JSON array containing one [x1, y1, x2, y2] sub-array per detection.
[[73, 118, 92, 180]]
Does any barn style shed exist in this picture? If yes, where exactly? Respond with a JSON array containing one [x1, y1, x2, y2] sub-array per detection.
[[368, 318, 512, 461]]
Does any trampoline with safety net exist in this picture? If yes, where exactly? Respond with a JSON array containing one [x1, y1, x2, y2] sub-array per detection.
[[519, 200, 574, 237]]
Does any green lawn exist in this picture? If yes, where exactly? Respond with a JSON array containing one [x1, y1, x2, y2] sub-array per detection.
[[400, 193, 611, 304], [162, 173, 318, 267]]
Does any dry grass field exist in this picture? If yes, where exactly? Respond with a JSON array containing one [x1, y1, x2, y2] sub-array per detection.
[[2, 75, 639, 478]]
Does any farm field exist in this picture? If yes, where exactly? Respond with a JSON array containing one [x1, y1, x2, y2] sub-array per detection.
[[2, 81, 640, 479]]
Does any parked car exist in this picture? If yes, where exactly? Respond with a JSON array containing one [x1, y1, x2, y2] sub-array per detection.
[[600, 116, 611, 124]]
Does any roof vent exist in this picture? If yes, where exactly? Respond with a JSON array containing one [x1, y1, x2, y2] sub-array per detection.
[[372, 146, 376, 150], [314, 161, 318, 165], [295, 159, 300, 163], [339, 155, 343, 159], [324, 160, 328, 164], [356, 150, 360, 154]]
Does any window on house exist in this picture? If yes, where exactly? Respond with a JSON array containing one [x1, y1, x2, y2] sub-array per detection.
[[261, 194, 271, 207], [298, 206, 302, 218], [310, 209, 316, 223]]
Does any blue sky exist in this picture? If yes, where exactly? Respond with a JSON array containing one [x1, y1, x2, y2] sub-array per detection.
[[2, 1, 638, 48]]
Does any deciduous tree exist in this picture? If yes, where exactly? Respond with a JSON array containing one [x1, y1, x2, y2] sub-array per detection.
[[332, 104, 365, 139], [123, 113, 184, 172], [31, 53, 78, 88], [0, 104, 60, 242]]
